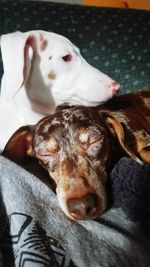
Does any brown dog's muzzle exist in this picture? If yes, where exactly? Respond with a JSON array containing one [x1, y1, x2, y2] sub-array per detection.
[[67, 193, 100, 220], [55, 158, 107, 221]]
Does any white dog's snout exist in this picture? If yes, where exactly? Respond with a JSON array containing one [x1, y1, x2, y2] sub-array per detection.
[[109, 80, 120, 96]]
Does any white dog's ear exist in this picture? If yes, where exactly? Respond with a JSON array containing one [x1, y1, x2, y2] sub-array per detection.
[[0, 31, 34, 100]]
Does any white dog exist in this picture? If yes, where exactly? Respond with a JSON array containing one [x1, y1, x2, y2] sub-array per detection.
[[0, 30, 120, 151]]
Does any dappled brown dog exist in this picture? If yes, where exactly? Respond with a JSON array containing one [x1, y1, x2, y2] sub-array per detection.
[[3, 89, 150, 220]]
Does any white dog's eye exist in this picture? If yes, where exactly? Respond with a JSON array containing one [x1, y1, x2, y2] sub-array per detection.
[[62, 54, 72, 62]]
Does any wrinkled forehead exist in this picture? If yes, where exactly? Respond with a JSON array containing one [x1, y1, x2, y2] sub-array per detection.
[[35, 108, 102, 138]]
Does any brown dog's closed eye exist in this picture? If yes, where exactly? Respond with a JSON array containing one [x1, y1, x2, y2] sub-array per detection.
[[3, 89, 150, 220]]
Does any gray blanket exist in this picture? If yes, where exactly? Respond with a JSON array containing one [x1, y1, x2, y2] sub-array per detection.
[[0, 155, 150, 267]]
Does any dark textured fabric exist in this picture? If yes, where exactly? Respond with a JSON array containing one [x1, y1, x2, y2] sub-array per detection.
[[0, 0, 150, 94], [111, 157, 150, 237]]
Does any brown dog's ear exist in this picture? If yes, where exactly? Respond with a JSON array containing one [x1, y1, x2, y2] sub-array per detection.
[[99, 110, 143, 165], [2, 126, 34, 164], [136, 137, 150, 164]]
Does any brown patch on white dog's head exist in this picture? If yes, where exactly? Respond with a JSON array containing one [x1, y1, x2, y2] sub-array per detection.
[[39, 33, 48, 51], [48, 71, 56, 80]]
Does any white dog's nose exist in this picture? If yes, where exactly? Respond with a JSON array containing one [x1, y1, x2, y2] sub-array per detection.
[[110, 81, 121, 96]]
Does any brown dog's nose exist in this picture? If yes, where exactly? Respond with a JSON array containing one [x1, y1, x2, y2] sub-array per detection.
[[67, 193, 99, 220]]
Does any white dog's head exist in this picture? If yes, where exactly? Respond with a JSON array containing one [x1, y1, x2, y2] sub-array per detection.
[[1, 31, 120, 114]]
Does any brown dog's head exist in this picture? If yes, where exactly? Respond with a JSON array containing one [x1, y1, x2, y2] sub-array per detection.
[[3, 106, 141, 220]]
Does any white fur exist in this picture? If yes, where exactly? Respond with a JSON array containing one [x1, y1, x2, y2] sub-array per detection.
[[0, 30, 120, 151]]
